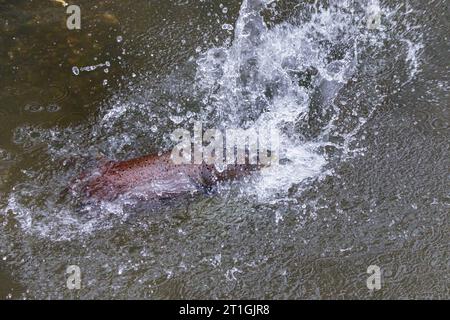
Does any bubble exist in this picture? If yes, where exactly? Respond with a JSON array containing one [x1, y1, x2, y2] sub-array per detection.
[[103, 79, 108, 86], [116, 35, 123, 43], [222, 23, 234, 31], [72, 66, 80, 76], [83, 65, 96, 72]]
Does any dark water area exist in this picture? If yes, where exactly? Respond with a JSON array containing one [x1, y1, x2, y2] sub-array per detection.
[[0, 0, 448, 299]]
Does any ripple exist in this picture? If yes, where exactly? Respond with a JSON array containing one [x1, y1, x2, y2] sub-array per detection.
[[3, 86, 21, 97], [361, 53, 397, 78], [45, 83, 70, 104], [413, 108, 449, 133], [46, 104, 61, 113], [430, 117, 450, 131], [414, 109, 431, 123], [24, 102, 44, 113]]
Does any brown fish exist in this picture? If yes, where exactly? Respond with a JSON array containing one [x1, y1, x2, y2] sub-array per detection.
[[75, 152, 261, 202]]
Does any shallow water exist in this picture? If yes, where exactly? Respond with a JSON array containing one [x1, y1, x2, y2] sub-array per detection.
[[0, 0, 449, 299]]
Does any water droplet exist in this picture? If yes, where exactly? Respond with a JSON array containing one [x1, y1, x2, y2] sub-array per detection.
[[222, 23, 234, 31], [72, 66, 80, 76], [169, 115, 184, 124], [102, 79, 108, 86], [116, 35, 123, 43]]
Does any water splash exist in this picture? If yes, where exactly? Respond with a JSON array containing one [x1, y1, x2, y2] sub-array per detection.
[[1, 0, 424, 240], [195, 0, 422, 200], [72, 61, 111, 76]]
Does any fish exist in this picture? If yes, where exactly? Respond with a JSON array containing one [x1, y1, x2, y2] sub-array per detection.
[[73, 152, 261, 202], [69, 0, 274, 203]]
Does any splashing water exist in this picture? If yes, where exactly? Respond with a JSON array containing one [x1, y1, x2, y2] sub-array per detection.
[[195, 0, 422, 199], [2, 0, 423, 240]]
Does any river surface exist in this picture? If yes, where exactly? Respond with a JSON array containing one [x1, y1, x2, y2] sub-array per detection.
[[0, 0, 448, 299]]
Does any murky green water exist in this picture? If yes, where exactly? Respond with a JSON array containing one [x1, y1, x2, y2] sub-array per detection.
[[0, 0, 448, 299]]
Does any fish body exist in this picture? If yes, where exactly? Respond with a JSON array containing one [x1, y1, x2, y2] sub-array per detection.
[[77, 152, 259, 201]]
